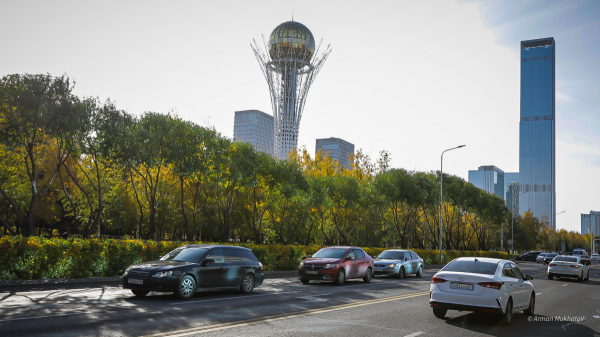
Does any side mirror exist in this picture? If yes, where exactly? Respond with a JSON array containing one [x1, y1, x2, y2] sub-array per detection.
[[525, 275, 533, 280], [203, 258, 215, 266]]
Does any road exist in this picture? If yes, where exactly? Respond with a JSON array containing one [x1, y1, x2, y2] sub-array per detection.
[[1, 262, 599, 336]]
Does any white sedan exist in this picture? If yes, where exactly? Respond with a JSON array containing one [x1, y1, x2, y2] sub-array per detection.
[[547, 255, 590, 281], [430, 257, 535, 325]]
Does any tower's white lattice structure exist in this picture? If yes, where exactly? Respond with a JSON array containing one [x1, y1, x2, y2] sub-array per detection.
[[252, 21, 330, 159]]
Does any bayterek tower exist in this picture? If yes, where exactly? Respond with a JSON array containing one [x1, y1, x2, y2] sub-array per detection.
[[252, 21, 331, 159]]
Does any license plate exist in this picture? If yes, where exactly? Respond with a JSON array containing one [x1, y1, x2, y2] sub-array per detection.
[[559, 265, 567, 269], [306, 270, 318, 275], [450, 282, 473, 291], [128, 279, 143, 285]]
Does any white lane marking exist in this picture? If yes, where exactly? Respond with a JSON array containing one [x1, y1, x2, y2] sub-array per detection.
[[536, 293, 542, 296], [0, 311, 92, 322], [403, 332, 426, 337], [296, 293, 332, 302], [170, 291, 302, 305], [562, 284, 569, 287]]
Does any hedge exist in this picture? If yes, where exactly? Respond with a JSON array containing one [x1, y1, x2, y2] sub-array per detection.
[[0, 236, 509, 280]]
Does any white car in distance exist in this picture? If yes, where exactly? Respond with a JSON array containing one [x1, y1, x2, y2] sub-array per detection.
[[547, 256, 590, 281], [591, 254, 599, 263], [430, 257, 535, 325]]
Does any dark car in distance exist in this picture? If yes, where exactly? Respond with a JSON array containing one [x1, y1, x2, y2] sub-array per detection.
[[542, 253, 558, 265], [298, 246, 374, 285], [123, 244, 264, 300], [516, 251, 542, 261]]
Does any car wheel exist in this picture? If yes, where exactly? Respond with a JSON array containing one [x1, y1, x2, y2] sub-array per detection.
[[241, 274, 255, 293], [433, 307, 447, 319], [547, 274, 553, 280], [398, 267, 405, 279], [301, 279, 310, 284], [502, 299, 513, 325], [335, 269, 346, 285], [363, 268, 372, 283], [176, 275, 196, 300], [131, 289, 149, 297], [416, 266, 423, 277], [524, 293, 535, 316]]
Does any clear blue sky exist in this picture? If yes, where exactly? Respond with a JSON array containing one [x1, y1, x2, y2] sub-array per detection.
[[1, 0, 599, 233]]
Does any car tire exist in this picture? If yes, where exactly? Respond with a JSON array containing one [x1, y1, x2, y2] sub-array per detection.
[[547, 274, 553, 280], [363, 268, 372, 283], [301, 279, 310, 284], [433, 307, 447, 319], [176, 275, 196, 300], [524, 293, 535, 316], [335, 269, 346, 285], [398, 267, 405, 279], [416, 266, 423, 277], [131, 289, 149, 297], [241, 274, 255, 294], [502, 299, 513, 326]]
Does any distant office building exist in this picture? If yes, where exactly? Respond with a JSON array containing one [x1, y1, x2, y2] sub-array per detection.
[[519, 37, 556, 229], [316, 137, 354, 169], [504, 172, 520, 214], [468, 166, 505, 199], [581, 211, 600, 235], [233, 110, 274, 156]]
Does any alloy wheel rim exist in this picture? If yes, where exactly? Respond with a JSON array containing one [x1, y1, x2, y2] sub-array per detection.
[[244, 275, 253, 291], [367, 270, 371, 280], [181, 279, 193, 297]]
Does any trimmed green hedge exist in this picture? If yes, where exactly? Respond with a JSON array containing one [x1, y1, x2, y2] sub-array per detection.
[[0, 236, 508, 280]]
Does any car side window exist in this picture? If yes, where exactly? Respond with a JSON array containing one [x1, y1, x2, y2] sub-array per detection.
[[502, 264, 515, 278], [355, 249, 365, 259], [404, 252, 411, 261], [223, 249, 241, 263], [207, 249, 225, 263], [347, 250, 356, 260], [510, 264, 525, 279], [410, 251, 418, 260]]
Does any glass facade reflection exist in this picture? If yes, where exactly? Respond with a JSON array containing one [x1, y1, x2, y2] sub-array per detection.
[[519, 38, 555, 229], [581, 211, 600, 235], [504, 172, 520, 214], [233, 110, 275, 156], [316, 137, 354, 169], [468, 166, 504, 199]]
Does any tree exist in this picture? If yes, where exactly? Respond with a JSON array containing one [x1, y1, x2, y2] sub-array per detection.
[[0, 74, 79, 235]]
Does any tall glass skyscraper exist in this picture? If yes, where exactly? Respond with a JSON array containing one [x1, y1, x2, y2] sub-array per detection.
[[519, 37, 555, 229]]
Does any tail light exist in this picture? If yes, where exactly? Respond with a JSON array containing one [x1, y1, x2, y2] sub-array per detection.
[[569, 265, 580, 268], [478, 281, 504, 290], [258, 262, 264, 271], [431, 277, 446, 284], [549, 263, 557, 266]]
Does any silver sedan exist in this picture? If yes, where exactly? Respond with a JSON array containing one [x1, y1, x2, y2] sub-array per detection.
[[373, 249, 424, 278]]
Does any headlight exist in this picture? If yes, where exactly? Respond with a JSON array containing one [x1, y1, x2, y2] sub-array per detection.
[[152, 271, 173, 278], [123, 267, 132, 276], [324, 263, 336, 269], [387, 264, 396, 268], [299, 262, 304, 268]]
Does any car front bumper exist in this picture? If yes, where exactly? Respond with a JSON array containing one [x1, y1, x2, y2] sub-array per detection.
[[298, 267, 338, 281], [122, 275, 180, 292], [374, 266, 396, 275]]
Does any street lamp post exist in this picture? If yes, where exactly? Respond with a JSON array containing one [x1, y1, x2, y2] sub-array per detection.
[[554, 210, 566, 252], [439, 145, 465, 264]]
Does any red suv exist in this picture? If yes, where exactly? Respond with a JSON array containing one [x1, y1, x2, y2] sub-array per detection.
[[298, 246, 374, 285]]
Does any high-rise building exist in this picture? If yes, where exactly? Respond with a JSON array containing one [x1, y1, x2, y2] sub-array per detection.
[[504, 172, 519, 214], [316, 137, 354, 169], [233, 110, 275, 156], [519, 37, 556, 228], [252, 21, 331, 159], [581, 211, 600, 236], [468, 166, 505, 199]]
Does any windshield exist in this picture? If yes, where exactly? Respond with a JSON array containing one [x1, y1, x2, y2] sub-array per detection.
[[546, 254, 557, 258], [377, 251, 405, 260], [160, 248, 208, 262], [554, 257, 577, 263], [442, 260, 498, 275], [312, 249, 347, 259]]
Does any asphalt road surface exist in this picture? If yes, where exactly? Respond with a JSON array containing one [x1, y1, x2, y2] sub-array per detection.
[[1, 262, 599, 337]]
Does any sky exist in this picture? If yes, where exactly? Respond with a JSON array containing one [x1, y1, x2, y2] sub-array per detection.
[[1, 0, 599, 233]]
